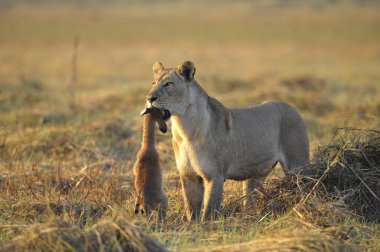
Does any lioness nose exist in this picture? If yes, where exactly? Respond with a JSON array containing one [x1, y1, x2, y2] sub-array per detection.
[[147, 96, 158, 103]]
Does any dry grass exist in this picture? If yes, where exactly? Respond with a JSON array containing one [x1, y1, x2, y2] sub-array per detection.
[[0, 216, 167, 252], [240, 128, 380, 224], [312, 128, 380, 223], [2, 128, 379, 251], [1, 1, 380, 251], [191, 231, 355, 252]]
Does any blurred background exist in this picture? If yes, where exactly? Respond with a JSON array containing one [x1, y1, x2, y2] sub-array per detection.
[[1, 0, 380, 142], [1, 0, 380, 164]]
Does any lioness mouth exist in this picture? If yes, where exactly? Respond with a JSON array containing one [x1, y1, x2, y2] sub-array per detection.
[[162, 109, 171, 121], [140, 106, 171, 121]]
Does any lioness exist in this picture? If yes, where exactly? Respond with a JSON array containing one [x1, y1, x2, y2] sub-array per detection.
[[145, 61, 310, 221]]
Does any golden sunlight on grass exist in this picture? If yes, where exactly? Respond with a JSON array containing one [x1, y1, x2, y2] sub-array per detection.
[[0, 1, 379, 251]]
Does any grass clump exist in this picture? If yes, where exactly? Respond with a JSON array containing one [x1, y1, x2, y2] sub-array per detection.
[[243, 128, 380, 222], [0, 216, 167, 252], [217, 128, 380, 251], [311, 128, 380, 223], [191, 231, 355, 252]]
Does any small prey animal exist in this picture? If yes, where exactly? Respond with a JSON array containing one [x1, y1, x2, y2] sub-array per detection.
[[133, 106, 168, 220]]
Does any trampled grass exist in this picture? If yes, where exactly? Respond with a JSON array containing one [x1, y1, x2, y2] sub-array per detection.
[[0, 1, 379, 251]]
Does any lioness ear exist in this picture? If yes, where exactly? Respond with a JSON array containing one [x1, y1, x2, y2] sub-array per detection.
[[177, 61, 196, 81], [153, 61, 165, 80]]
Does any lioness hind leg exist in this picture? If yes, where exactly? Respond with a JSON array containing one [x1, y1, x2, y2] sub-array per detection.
[[180, 175, 204, 221], [279, 116, 310, 173], [280, 147, 309, 175], [243, 177, 266, 208]]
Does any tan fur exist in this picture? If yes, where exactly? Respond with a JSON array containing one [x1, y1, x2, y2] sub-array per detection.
[[146, 61, 310, 221], [133, 108, 168, 220]]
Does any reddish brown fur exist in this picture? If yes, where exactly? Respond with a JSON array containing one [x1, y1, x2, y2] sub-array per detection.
[[133, 108, 168, 220]]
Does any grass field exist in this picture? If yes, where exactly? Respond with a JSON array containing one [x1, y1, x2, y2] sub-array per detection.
[[0, 1, 380, 251]]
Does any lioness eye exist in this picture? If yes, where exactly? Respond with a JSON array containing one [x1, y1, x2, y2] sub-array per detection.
[[163, 82, 172, 88]]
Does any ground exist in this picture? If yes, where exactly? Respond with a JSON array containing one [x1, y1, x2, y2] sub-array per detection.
[[0, 1, 379, 251]]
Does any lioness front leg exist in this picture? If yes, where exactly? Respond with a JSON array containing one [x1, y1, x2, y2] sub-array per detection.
[[180, 175, 204, 221], [202, 176, 224, 221]]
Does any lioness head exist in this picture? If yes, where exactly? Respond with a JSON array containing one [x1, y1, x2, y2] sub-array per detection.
[[145, 61, 196, 120]]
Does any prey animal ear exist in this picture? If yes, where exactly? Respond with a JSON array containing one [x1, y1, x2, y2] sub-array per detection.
[[153, 61, 165, 80], [140, 107, 152, 115], [157, 118, 167, 133], [177, 61, 196, 81]]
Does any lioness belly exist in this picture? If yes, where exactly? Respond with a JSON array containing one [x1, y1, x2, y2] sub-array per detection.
[[225, 156, 278, 181]]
